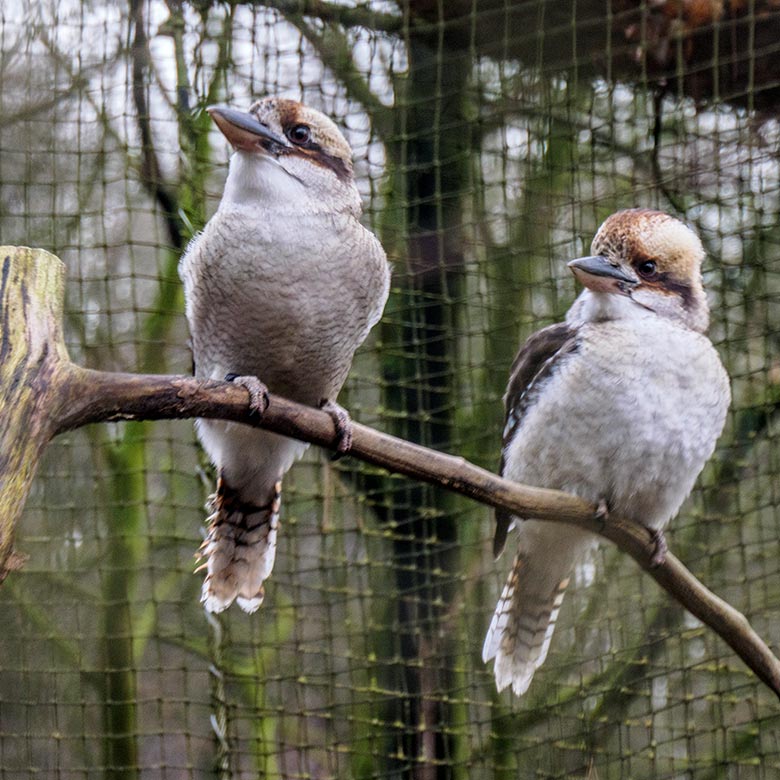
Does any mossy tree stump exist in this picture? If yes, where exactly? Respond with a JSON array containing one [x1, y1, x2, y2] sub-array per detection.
[[0, 247, 72, 580]]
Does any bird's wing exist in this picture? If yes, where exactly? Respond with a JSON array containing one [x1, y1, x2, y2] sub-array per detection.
[[493, 321, 580, 558]]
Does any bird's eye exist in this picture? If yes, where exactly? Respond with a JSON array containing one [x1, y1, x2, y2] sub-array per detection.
[[637, 260, 658, 278], [287, 124, 312, 145]]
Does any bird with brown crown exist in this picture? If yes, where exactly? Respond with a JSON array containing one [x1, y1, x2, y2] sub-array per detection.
[[180, 98, 390, 613], [483, 209, 730, 695]]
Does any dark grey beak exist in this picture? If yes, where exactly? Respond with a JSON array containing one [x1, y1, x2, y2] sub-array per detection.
[[568, 255, 639, 293], [207, 105, 287, 151]]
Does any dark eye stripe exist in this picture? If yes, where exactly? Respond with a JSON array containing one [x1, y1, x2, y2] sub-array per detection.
[[640, 272, 694, 308], [659, 276, 694, 308], [285, 146, 352, 182]]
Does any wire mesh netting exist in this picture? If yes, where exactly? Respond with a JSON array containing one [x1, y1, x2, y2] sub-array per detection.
[[1, 1, 780, 777]]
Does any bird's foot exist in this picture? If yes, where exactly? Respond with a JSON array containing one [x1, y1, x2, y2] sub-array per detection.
[[593, 498, 610, 532], [225, 373, 269, 416], [593, 499, 667, 567], [319, 399, 353, 456], [648, 527, 668, 568]]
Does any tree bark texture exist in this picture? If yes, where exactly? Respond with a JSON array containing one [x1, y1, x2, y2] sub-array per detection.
[[1, 246, 779, 699], [0, 247, 71, 579]]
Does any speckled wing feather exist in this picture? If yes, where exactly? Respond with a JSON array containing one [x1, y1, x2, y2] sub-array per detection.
[[493, 322, 579, 558]]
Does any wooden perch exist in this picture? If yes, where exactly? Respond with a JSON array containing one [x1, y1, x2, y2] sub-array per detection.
[[2, 245, 779, 699], [0, 247, 73, 579]]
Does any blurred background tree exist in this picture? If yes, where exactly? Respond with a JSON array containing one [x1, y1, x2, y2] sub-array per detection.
[[1, 1, 779, 778]]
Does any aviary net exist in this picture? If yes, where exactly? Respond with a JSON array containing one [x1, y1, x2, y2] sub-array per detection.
[[1, 2, 779, 778]]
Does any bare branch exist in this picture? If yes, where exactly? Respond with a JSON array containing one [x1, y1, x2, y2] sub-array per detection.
[[280, 11, 394, 142], [129, 0, 184, 250], [243, 0, 403, 35], [50, 367, 780, 700], [3, 245, 779, 700]]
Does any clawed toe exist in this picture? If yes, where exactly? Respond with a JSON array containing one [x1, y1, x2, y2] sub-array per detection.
[[649, 528, 668, 567], [319, 399, 353, 455], [592, 498, 610, 535], [225, 373, 269, 416], [593, 498, 668, 567]]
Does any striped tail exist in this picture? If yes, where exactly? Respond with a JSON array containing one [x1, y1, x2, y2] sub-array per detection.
[[196, 476, 282, 613], [482, 551, 571, 696]]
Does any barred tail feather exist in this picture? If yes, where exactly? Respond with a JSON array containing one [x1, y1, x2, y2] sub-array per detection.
[[197, 478, 282, 613], [482, 552, 571, 696]]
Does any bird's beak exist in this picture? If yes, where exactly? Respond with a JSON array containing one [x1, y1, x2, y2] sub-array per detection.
[[207, 106, 288, 153], [568, 255, 639, 294]]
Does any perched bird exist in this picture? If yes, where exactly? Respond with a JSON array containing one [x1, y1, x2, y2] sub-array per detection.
[[483, 209, 730, 695], [180, 98, 390, 613]]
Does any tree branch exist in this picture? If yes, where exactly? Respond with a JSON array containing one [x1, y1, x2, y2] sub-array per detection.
[[244, 0, 403, 35], [279, 10, 394, 142], [2, 246, 780, 700], [46, 367, 780, 699], [129, 0, 184, 251]]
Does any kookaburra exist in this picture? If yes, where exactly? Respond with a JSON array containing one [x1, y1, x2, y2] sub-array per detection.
[[483, 209, 730, 695], [180, 98, 390, 613]]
